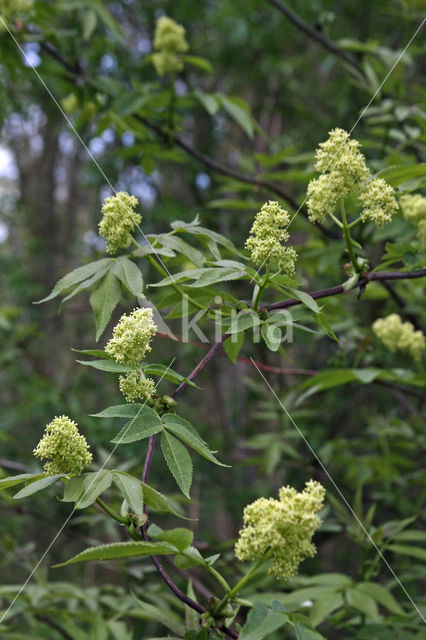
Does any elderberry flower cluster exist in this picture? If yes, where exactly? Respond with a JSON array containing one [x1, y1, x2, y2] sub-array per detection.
[[119, 370, 156, 403], [245, 201, 297, 274], [373, 313, 425, 362], [235, 480, 325, 581], [98, 192, 141, 254], [307, 128, 398, 227], [33, 416, 92, 476], [400, 194, 426, 244], [152, 16, 189, 76], [359, 178, 399, 226], [105, 308, 157, 367]]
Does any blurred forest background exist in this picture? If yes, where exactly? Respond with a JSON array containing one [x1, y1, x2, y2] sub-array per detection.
[[0, 0, 425, 638]]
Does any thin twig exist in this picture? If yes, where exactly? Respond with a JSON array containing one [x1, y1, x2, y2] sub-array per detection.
[[266, 0, 363, 75]]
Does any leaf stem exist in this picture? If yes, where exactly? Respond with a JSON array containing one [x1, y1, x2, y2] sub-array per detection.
[[340, 200, 359, 273], [212, 550, 272, 617], [205, 564, 232, 593], [95, 497, 128, 524], [252, 264, 270, 311]]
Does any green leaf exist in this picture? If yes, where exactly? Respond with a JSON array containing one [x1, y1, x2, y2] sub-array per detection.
[[219, 95, 254, 138], [160, 236, 205, 267], [174, 546, 205, 569], [142, 364, 200, 388], [162, 414, 228, 467], [13, 475, 62, 499], [82, 8, 97, 40], [183, 55, 213, 72], [35, 258, 112, 303], [286, 288, 320, 313], [345, 587, 380, 620], [150, 527, 194, 552], [239, 603, 288, 640], [356, 582, 405, 616], [54, 540, 177, 567], [223, 331, 244, 363], [161, 431, 193, 498], [113, 257, 144, 297], [77, 359, 133, 373], [90, 270, 121, 341], [227, 310, 261, 334], [194, 89, 219, 115], [91, 403, 145, 418], [294, 624, 326, 640], [62, 470, 113, 509], [72, 348, 112, 359], [112, 471, 144, 515], [261, 323, 282, 352], [377, 163, 426, 187], [141, 482, 185, 518], [389, 544, 426, 561], [111, 407, 163, 444], [0, 473, 45, 491], [309, 592, 344, 626]]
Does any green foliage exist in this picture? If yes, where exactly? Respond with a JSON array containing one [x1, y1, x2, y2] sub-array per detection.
[[1, 1, 426, 639]]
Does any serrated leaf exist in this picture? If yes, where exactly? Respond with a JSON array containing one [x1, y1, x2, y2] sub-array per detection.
[[62, 470, 113, 509], [13, 474, 62, 499], [295, 624, 326, 640], [356, 582, 405, 615], [114, 257, 144, 297], [111, 407, 163, 443], [345, 587, 380, 620], [160, 236, 205, 267], [141, 482, 186, 518], [54, 540, 177, 567], [112, 471, 144, 515], [35, 258, 112, 303], [239, 603, 287, 640], [0, 473, 45, 491], [77, 359, 132, 373], [90, 270, 121, 341], [150, 527, 194, 552], [174, 546, 205, 569], [309, 592, 344, 626], [162, 414, 228, 467], [161, 431, 193, 498], [91, 403, 145, 418], [286, 287, 320, 313], [261, 323, 281, 351]]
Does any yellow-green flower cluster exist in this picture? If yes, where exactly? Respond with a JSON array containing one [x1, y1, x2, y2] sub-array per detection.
[[98, 192, 141, 254], [152, 16, 189, 76], [359, 178, 399, 227], [400, 194, 426, 244], [105, 308, 157, 367], [307, 129, 397, 226], [119, 370, 156, 402], [245, 201, 297, 274], [373, 313, 425, 362], [33, 416, 92, 477], [235, 480, 325, 581]]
